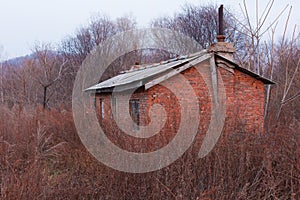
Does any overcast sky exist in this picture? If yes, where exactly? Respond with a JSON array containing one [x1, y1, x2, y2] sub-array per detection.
[[0, 0, 299, 60]]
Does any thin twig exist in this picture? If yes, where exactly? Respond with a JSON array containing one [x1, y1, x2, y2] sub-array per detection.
[[154, 177, 177, 199]]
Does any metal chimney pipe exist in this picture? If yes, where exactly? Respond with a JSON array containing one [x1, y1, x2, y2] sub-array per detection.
[[217, 5, 226, 42], [218, 5, 224, 35]]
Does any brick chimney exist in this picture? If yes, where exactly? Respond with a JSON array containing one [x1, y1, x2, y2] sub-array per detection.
[[208, 5, 235, 61]]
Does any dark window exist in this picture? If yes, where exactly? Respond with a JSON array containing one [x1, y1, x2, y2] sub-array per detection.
[[129, 99, 140, 130]]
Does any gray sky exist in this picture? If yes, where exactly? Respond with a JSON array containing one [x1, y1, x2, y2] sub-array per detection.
[[0, 0, 299, 59]]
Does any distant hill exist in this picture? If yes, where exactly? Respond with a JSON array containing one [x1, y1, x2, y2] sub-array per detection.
[[2, 54, 34, 67], [2, 50, 59, 67]]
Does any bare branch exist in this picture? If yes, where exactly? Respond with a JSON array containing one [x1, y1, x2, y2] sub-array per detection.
[[257, 0, 274, 34], [282, 91, 300, 104], [242, 0, 253, 35], [259, 4, 289, 37]]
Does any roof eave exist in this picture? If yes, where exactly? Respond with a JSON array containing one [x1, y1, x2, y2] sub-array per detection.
[[215, 54, 275, 85]]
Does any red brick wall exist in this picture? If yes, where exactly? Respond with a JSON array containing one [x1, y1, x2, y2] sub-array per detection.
[[94, 61, 265, 152], [217, 67, 265, 134]]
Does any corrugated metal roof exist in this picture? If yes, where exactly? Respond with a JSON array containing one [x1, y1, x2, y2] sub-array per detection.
[[85, 49, 274, 92], [85, 50, 208, 91]]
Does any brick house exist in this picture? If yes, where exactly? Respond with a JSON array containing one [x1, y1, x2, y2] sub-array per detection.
[[85, 41, 274, 152]]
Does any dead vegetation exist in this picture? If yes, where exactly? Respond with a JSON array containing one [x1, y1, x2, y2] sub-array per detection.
[[0, 2, 299, 199], [0, 106, 299, 199]]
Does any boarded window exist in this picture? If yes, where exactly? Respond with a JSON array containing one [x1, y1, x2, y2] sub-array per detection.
[[129, 99, 140, 130]]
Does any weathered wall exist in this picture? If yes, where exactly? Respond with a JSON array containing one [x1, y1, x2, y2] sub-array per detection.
[[218, 66, 265, 134], [94, 60, 265, 153]]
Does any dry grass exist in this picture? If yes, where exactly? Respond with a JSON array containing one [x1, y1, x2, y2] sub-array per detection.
[[0, 104, 299, 199]]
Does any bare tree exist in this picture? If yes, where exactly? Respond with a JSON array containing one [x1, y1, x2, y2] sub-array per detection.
[[32, 44, 67, 109], [60, 14, 137, 66], [115, 15, 137, 32], [151, 4, 247, 50], [226, 0, 289, 74], [265, 33, 300, 129], [222, 0, 300, 129]]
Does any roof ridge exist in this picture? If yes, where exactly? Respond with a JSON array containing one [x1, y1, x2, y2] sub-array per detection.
[[120, 50, 207, 74]]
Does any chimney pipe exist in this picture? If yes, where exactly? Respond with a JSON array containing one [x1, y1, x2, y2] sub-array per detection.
[[217, 5, 226, 42], [209, 5, 235, 60]]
